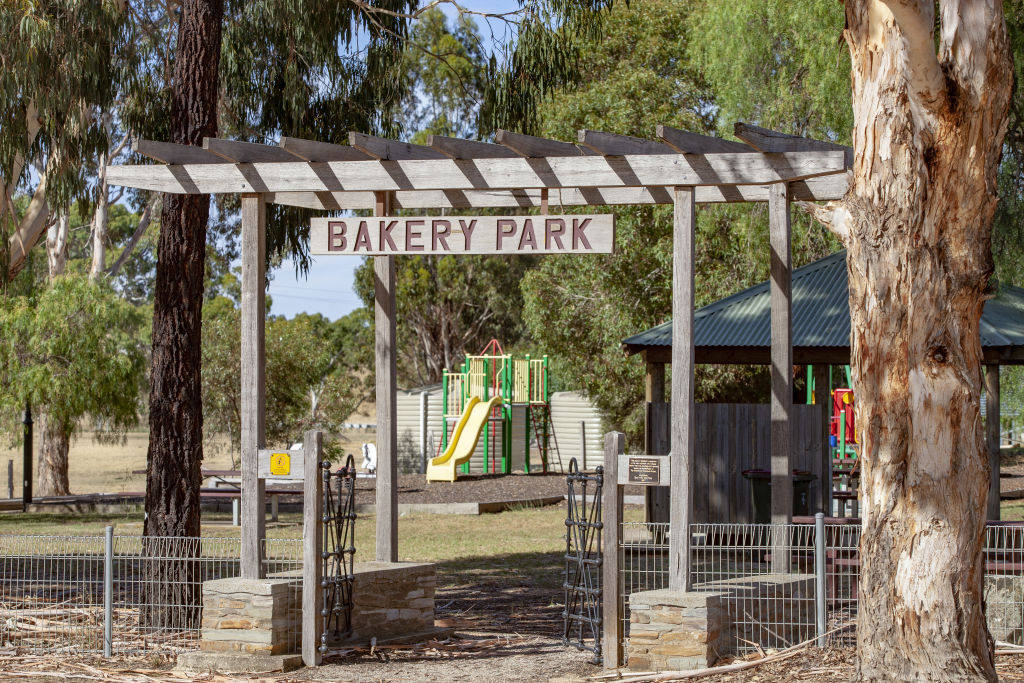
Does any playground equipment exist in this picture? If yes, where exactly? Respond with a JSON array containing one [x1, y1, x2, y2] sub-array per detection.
[[438, 339, 559, 478], [806, 365, 858, 464], [426, 396, 502, 482]]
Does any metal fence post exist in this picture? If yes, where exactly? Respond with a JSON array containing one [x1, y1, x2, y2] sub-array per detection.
[[7, 459, 12, 499], [814, 512, 826, 647], [103, 525, 114, 657]]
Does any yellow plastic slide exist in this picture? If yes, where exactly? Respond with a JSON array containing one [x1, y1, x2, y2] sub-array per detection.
[[426, 396, 502, 482]]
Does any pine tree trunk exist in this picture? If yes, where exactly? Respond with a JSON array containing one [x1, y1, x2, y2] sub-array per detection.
[[36, 412, 69, 497], [835, 2, 1013, 680], [141, 0, 222, 630]]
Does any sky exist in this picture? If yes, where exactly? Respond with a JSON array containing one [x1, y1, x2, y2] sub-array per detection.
[[266, 0, 523, 321]]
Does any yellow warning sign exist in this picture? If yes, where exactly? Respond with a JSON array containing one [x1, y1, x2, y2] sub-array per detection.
[[269, 452, 291, 476]]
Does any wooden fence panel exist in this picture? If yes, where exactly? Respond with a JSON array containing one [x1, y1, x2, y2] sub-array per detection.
[[647, 403, 827, 524]]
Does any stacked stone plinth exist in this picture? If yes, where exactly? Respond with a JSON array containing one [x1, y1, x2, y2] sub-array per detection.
[[198, 578, 301, 654], [177, 578, 302, 673], [625, 590, 731, 672], [349, 561, 436, 641]]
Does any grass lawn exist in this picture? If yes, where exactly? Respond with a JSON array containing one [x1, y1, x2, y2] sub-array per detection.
[[0, 505, 572, 562]]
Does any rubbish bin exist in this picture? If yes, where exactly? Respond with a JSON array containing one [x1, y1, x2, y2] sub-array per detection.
[[741, 469, 814, 523]]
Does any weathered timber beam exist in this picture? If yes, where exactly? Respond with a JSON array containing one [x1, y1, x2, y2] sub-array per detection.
[[734, 122, 854, 168], [495, 129, 589, 157], [427, 135, 519, 159], [578, 129, 676, 155], [657, 125, 754, 154], [265, 175, 850, 210], [349, 132, 446, 160], [278, 137, 372, 162], [105, 151, 849, 194], [133, 139, 223, 164], [203, 138, 304, 163]]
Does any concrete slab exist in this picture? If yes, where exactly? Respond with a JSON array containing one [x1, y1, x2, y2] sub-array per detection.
[[177, 651, 302, 674]]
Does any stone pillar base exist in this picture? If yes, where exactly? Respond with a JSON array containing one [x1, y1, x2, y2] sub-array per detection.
[[177, 577, 300, 674], [626, 589, 731, 672]]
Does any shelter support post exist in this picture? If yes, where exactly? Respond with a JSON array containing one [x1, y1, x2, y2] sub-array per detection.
[[812, 365, 830, 516], [602, 431, 625, 668], [669, 186, 696, 591], [241, 193, 267, 579], [645, 359, 670, 524], [302, 431, 323, 666], [769, 183, 792, 572], [375, 191, 399, 562], [987, 364, 1001, 521]]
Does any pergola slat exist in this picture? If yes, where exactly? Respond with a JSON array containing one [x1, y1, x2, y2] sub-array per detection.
[[265, 174, 850, 210], [279, 137, 373, 162], [734, 122, 851, 154], [495, 129, 590, 157], [203, 137, 305, 163], [427, 135, 520, 159], [105, 150, 848, 195], [132, 139, 223, 164], [579, 129, 676, 156], [349, 132, 447, 160], [657, 125, 754, 154]]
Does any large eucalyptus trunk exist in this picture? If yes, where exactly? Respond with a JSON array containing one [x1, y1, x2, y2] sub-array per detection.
[[36, 412, 69, 497], [834, 2, 1013, 680], [141, 0, 222, 630]]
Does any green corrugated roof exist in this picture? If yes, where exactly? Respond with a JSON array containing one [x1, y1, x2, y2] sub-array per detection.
[[622, 250, 1024, 357]]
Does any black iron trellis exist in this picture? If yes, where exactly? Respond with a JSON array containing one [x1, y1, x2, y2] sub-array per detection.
[[563, 457, 603, 664], [319, 455, 357, 652]]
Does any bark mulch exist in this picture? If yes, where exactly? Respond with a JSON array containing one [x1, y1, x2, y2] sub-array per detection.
[[350, 472, 641, 506]]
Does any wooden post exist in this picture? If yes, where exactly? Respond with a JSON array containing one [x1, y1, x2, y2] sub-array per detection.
[[669, 186, 696, 591], [602, 431, 625, 668], [645, 362, 666, 404], [301, 430, 323, 667], [374, 191, 398, 563], [240, 193, 267, 579], [812, 365, 831, 516], [645, 360, 670, 525], [987, 365, 1001, 521], [580, 421, 587, 469], [769, 183, 792, 572]]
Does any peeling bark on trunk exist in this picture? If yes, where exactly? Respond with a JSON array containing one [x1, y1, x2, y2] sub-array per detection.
[[836, 1, 1013, 680], [36, 412, 69, 498], [141, 0, 222, 630], [46, 212, 68, 280]]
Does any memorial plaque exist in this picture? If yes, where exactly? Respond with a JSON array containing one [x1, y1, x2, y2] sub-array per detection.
[[628, 457, 660, 484], [616, 454, 670, 486]]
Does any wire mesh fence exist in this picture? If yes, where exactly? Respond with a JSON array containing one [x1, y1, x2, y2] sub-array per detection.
[[0, 533, 302, 655], [617, 520, 1024, 662]]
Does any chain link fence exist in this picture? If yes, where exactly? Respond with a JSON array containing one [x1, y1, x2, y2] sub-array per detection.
[[618, 519, 1024, 663], [0, 532, 302, 655]]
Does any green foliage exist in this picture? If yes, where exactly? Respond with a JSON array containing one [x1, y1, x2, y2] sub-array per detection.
[[354, 253, 537, 386], [0, 1, 128, 207], [400, 9, 488, 139], [690, 0, 852, 141], [202, 294, 372, 458], [518, 0, 845, 445], [0, 274, 145, 440]]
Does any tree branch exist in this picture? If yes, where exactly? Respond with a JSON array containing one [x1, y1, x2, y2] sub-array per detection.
[[795, 199, 852, 245], [879, 0, 947, 110], [107, 194, 159, 279], [938, 0, 1009, 104]]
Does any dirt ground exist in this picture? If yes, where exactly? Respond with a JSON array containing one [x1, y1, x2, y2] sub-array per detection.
[[9, 646, 1024, 682], [352, 471, 632, 505]]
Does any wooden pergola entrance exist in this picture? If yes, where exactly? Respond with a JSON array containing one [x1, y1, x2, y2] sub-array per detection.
[[107, 123, 852, 593]]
